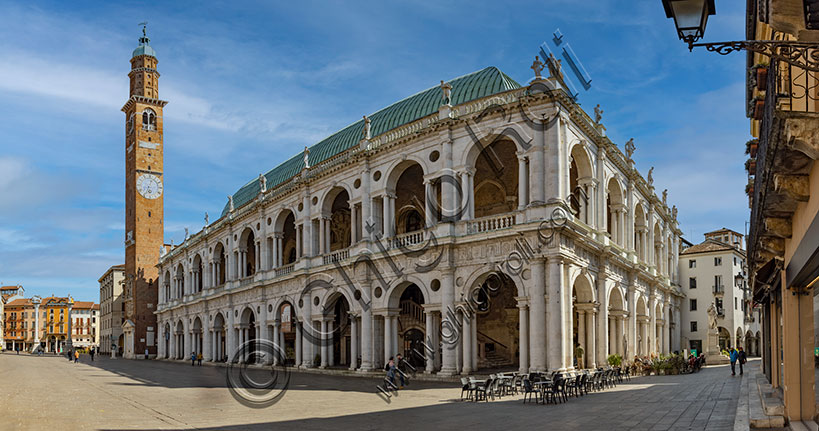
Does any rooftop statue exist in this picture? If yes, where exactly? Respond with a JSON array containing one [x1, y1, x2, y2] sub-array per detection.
[[228, 195, 234, 212], [662, 189, 668, 206], [259, 173, 267, 193], [625, 138, 635, 160], [440, 80, 453, 105], [531, 56, 544, 79], [362, 115, 371, 141], [594, 104, 603, 124], [647, 167, 654, 186], [303, 146, 310, 168]]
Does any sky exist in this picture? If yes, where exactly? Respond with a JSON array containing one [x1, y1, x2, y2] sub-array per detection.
[[0, 1, 750, 302]]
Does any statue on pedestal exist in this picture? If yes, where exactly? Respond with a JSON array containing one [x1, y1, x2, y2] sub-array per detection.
[[647, 167, 654, 187], [362, 116, 371, 141], [259, 173, 267, 193], [594, 104, 603, 124]]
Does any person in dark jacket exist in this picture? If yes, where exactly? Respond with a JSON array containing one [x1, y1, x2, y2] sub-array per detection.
[[729, 348, 739, 376], [738, 347, 747, 375]]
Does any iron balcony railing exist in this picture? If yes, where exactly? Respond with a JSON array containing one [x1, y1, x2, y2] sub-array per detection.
[[713, 285, 725, 295]]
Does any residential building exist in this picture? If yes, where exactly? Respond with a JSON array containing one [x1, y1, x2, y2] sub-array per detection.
[[151, 29, 685, 373], [679, 229, 761, 358], [746, 0, 819, 422], [0, 285, 24, 303], [71, 301, 99, 349], [99, 264, 125, 354]]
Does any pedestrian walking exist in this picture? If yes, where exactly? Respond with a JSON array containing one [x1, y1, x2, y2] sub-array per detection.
[[729, 348, 738, 376], [191, 351, 197, 366], [385, 357, 399, 390], [74, 349, 80, 363], [90, 348, 95, 361], [197, 353, 203, 366], [738, 347, 747, 375], [394, 353, 406, 388]]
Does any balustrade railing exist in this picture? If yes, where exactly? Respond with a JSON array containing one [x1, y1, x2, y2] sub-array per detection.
[[467, 213, 517, 235], [323, 248, 350, 265], [391, 231, 425, 249], [276, 263, 294, 277]]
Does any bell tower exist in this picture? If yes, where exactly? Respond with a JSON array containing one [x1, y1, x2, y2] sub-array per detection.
[[121, 24, 167, 359]]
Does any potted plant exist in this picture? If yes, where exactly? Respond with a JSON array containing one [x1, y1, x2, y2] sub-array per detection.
[[607, 353, 622, 367], [745, 139, 758, 158], [753, 95, 765, 120], [754, 63, 769, 91], [745, 158, 757, 174]]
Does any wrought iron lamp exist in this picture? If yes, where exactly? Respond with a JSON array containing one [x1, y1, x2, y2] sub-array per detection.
[[662, 0, 819, 72]]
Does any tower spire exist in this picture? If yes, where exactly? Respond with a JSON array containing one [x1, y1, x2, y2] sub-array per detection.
[[138, 21, 150, 45]]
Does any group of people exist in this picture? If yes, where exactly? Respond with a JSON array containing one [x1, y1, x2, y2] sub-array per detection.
[[190, 351, 203, 366], [384, 354, 410, 390], [729, 346, 747, 376], [64, 347, 97, 363]]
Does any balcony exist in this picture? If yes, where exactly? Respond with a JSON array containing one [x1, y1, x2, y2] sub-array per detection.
[[749, 58, 819, 299], [323, 247, 350, 265], [467, 213, 517, 235], [713, 285, 725, 295]]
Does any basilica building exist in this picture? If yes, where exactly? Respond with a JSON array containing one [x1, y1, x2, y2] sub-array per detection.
[[154, 51, 684, 374]]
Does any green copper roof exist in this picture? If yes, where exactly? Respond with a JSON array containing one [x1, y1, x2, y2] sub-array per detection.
[[132, 44, 156, 58], [221, 66, 520, 217]]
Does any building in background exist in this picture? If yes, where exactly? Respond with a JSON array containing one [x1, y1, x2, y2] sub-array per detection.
[[4, 298, 34, 352], [99, 264, 125, 354], [71, 301, 99, 349], [122, 27, 164, 359], [745, 0, 819, 422], [1, 285, 24, 303], [41, 296, 72, 353], [679, 229, 761, 359]]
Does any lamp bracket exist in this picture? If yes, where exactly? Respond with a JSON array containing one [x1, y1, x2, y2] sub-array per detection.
[[690, 40, 819, 73]]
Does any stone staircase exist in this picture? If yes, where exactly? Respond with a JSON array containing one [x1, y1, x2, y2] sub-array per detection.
[[479, 349, 513, 369]]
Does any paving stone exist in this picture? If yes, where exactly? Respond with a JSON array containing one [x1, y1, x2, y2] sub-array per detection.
[[0, 352, 751, 430]]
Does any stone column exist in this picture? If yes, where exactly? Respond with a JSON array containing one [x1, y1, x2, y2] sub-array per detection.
[[320, 319, 329, 368], [425, 310, 435, 373], [596, 268, 609, 366], [272, 320, 281, 365], [609, 317, 616, 356], [203, 321, 212, 361], [618, 316, 626, 357], [461, 310, 472, 374], [577, 309, 586, 368], [547, 257, 566, 370], [530, 258, 547, 372], [349, 315, 358, 370], [424, 180, 435, 228], [439, 270, 457, 375], [328, 320, 335, 367], [33, 303, 40, 344], [360, 301, 373, 371], [517, 153, 528, 210], [301, 296, 312, 368], [586, 310, 596, 368], [519, 303, 529, 374], [627, 285, 637, 360], [649, 295, 657, 355], [383, 315, 392, 366], [295, 322, 302, 366]]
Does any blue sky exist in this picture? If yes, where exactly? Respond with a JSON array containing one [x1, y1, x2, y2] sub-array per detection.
[[0, 1, 750, 301]]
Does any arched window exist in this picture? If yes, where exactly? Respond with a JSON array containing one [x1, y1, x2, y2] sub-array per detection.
[[142, 108, 157, 131]]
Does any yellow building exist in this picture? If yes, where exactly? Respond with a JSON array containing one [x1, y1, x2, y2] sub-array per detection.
[[41, 296, 72, 353], [746, 0, 819, 423]]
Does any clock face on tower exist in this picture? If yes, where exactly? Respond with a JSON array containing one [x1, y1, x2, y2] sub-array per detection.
[[136, 173, 163, 199]]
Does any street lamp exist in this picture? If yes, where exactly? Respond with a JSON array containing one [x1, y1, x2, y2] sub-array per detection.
[[662, 0, 715, 48], [661, 1, 819, 72]]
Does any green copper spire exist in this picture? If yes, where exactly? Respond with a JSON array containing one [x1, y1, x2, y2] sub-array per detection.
[[132, 22, 156, 58]]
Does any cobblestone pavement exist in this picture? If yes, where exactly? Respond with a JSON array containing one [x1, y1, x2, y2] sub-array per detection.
[[0, 352, 748, 430]]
